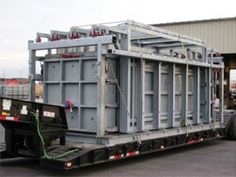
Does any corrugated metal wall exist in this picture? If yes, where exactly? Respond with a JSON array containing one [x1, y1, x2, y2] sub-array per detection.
[[155, 18, 236, 54]]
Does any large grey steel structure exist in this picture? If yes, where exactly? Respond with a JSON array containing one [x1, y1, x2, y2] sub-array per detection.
[[28, 20, 224, 146]]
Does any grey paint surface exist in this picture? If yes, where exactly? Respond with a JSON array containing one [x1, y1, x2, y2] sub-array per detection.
[[154, 17, 236, 54], [29, 21, 224, 143]]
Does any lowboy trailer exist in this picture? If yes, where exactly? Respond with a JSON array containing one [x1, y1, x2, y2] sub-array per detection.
[[0, 20, 235, 170]]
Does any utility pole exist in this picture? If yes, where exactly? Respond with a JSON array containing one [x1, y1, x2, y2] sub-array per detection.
[[3, 70, 5, 78]]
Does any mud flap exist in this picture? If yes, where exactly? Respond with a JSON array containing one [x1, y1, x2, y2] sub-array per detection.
[[225, 113, 236, 140]]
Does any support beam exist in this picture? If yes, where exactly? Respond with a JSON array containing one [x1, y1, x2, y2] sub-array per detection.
[[29, 35, 115, 50], [119, 27, 132, 133], [60, 60, 64, 104], [145, 43, 194, 49], [43, 60, 47, 103], [208, 68, 212, 124], [104, 49, 224, 69], [219, 68, 224, 124], [196, 67, 201, 124], [182, 65, 188, 125], [157, 62, 161, 129], [96, 43, 106, 137], [132, 38, 179, 45], [153, 62, 159, 129], [141, 59, 145, 131], [28, 40, 36, 101], [169, 64, 175, 127], [78, 58, 82, 130], [128, 23, 205, 47]]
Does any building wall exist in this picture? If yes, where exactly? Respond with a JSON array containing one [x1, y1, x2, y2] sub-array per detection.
[[0, 78, 30, 100], [154, 17, 236, 54]]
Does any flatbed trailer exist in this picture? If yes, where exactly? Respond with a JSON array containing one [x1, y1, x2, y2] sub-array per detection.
[[0, 97, 228, 170], [0, 20, 235, 170], [0, 97, 235, 170]]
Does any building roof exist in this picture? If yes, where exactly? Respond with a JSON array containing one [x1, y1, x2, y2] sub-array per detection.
[[0, 78, 29, 85], [153, 17, 236, 26]]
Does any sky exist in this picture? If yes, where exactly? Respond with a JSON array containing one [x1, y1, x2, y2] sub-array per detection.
[[0, 0, 235, 78]]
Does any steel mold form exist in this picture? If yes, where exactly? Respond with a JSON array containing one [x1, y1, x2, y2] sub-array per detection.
[[28, 20, 224, 145]]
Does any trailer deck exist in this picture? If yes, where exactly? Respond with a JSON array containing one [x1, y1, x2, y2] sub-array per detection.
[[40, 129, 224, 169], [0, 97, 228, 170], [0, 96, 235, 170]]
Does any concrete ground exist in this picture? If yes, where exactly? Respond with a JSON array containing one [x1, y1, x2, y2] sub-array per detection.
[[0, 125, 235, 177]]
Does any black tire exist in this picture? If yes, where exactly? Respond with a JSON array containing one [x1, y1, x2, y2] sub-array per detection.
[[225, 113, 236, 140]]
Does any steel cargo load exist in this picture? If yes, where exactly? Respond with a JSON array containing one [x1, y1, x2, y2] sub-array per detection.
[[28, 20, 225, 145]]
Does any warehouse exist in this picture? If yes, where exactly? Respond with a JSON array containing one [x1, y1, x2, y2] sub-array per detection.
[[0, 78, 29, 100], [153, 17, 236, 108], [0, 78, 42, 100]]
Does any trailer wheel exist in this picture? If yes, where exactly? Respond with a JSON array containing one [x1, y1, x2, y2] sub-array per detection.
[[225, 113, 236, 140]]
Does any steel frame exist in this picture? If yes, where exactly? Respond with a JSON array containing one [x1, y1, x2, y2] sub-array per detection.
[[28, 20, 224, 145]]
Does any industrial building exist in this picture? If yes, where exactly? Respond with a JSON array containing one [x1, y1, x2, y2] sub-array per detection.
[[0, 78, 29, 100], [0, 78, 42, 100], [153, 17, 236, 108]]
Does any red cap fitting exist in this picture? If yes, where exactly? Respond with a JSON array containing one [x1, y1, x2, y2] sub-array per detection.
[[51, 34, 60, 41], [76, 32, 80, 38], [36, 36, 41, 43], [72, 32, 76, 38], [93, 29, 97, 37], [70, 32, 80, 39]]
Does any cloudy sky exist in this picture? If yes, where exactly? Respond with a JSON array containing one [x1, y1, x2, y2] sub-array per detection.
[[0, 0, 235, 78]]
